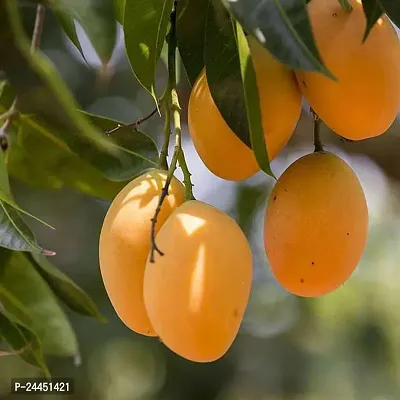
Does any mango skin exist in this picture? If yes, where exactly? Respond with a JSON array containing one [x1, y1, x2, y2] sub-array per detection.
[[264, 152, 369, 297], [143, 200, 253, 362], [99, 169, 185, 336], [188, 36, 302, 181], [296, 0, 400, 140]]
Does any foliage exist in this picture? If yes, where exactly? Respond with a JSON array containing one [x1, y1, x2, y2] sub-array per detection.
[[0, 0, 399, 376]]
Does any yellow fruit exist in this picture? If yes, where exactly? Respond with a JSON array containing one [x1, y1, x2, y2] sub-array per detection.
[[296, 0, 400, 140], [144, 200, 253, 362], [99, 169, 185, 336], [264, 152, 368, 297], [188, 36, 302, 181]]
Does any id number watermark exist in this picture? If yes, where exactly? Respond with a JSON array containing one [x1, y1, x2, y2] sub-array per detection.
[[11, 378, 74, 395]]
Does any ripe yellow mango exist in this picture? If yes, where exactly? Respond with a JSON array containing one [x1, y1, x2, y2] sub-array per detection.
[[144, 200, 253, 362], [188, 36, 302, 181], [99, 169, 185, 336]]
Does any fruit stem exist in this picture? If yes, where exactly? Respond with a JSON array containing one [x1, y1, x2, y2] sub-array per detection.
[[311, 108, 324, 153], [149, 0, 195, 263], [158, 90, 171, 170], [338, 0, 352, 12]]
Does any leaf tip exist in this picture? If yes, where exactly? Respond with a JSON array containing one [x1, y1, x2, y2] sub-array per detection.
[[41, 249, 56, 256]]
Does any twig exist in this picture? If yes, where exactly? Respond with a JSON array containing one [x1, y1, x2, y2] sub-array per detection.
[[149, 0, 195, 263], [311, 108, 324, 153], [31, 4, 46, 52], [178, 148, 194, 200], [105, 107, 158, 135], [158, 93, 171, 170]]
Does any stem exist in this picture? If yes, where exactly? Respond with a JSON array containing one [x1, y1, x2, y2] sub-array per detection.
[[105, 107, 158, 135], [158, 91, 171, 170], [178, 150, 194, 200], [31, 4, 46, 52], [149, 0, 195, 263], [311, 108, 324, 153], [338, 0, 352, 12]]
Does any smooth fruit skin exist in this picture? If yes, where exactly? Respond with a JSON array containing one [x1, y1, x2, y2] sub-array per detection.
[[99, 169, 185, 336], [296, 0, 400, 140], [264, 152, 369, 297], [144, 200, 253, 362], [188, 37, 302, 181]]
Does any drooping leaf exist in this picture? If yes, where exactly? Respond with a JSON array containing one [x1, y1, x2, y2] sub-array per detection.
[[205, 0, 250, 147], [221, 0, 333, 77], [0, 251, 79, 357], [6, 122, 125, 200], [48, 0, 117, 64], [53, 9, 86, 61], [378, 0, 400, 29], [0, 310, 49, 375], [114, 0, 126, 24], [0, 150, 54, 230], [176, 0, 209, 85], [124, 0, 175, 101], [361, 0, 383, 42], [80, 111, 159, 181], [0, 0, 122, 166], [233, 22, 274, 177], [0, 150, 53, 254], [27, 253, 106, 323]]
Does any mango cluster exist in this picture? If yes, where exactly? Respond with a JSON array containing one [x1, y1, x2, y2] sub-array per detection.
[[99, 0, 398, 363]]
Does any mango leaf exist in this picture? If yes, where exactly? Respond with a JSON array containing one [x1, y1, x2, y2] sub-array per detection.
[[176, 0, 208, 86], [46, 0, 117, 64], [378, 0, 400, 29], [361, 0, 383, 42], [124, 0, 175, 101], [7, 124, 123, 200], [221, 0, 333, 77], [7, 122, 125, 200], [233, 22, 274, 177], [114, 0, 125, 24], [80, 112, 159, 181], [0, 250, 79, 357], [0, 310, 49, 376], [27, 253, 106, 323], [0, 1, 121, 164], [0, 150, 54, 254], [205, 0, 250, 147], [53, 9, 86, 61]]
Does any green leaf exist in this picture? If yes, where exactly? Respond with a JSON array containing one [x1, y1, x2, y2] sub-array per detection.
[[233, 22, 274, 177], [221, 0, 333, 77], [361, 0, 383, 42], [0, 201, 52, 254], [0, 0, 121, 163], [176, 0, 208, 86], [6, 122, 126, 200], [53, 9, 86, 61], [27, 253, 106, 323], [0, 251, 79, 357], [124, 0, 175, 101], [205, 0, 250, 147], [0, 151, 54, 231], [114, 0, 126, 24], [49, 0, 117, 64], [0, 310, 49, 375], [80, 112, 159, 181], [378, 0, 400, 29]]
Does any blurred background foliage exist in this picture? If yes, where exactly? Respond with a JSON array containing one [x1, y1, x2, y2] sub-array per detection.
[[1, 4, 400, 400]]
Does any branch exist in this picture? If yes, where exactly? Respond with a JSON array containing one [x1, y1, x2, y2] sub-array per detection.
[[31, 4, 46, 52], [149, 0, 195, 262], [105, 107, 158, 135], [311, 108, 324, 153]]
